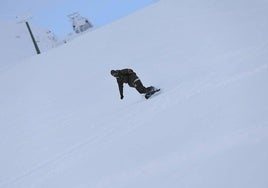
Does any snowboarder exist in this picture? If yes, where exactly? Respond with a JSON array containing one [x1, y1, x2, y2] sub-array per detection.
[[110, 68, 155, 99]]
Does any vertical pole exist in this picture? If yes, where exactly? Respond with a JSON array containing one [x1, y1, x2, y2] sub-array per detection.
[[25, 21, 41, 54]]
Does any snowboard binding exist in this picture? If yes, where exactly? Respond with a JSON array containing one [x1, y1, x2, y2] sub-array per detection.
[[145, 86, 160, 99]]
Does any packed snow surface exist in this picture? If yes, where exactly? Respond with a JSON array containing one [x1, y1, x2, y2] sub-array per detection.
[[0, 0, 268, 187]]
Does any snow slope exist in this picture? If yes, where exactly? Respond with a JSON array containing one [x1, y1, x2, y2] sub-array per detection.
[[1, 0, 268, 188]]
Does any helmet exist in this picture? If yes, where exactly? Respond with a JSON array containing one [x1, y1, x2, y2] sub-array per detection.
[[111, 70, 119, 77]]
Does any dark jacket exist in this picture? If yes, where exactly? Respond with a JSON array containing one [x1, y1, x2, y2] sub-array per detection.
[[115, 68, 139, 97]]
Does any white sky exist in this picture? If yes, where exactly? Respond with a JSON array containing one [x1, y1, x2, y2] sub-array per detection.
[[0, 0, 157, 36]]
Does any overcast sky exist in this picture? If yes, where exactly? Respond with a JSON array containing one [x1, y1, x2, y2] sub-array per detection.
[[0, 0, 157, 36]]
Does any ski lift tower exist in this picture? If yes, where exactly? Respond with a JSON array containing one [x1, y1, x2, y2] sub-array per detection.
[[68, 12, 93, 34], [17, 15, 41, 54]]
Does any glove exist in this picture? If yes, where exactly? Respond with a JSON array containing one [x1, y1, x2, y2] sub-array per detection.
[[120, 95, 124, 100]]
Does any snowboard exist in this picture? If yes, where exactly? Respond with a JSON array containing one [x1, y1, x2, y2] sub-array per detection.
[[145, 87, 160, 99]]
